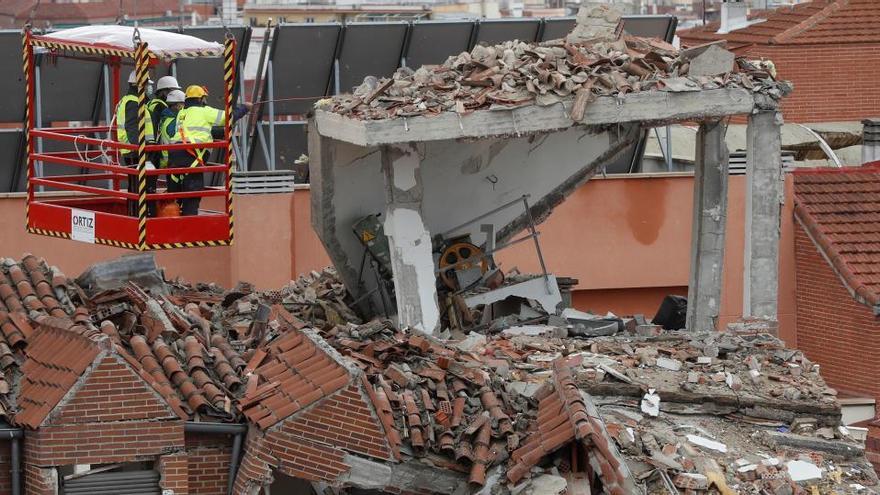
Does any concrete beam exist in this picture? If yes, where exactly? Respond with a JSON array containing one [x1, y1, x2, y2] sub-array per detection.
[[743, 111, 783, 319], [315, 89, 755, 146], [686, 120, 729, 332], [381, 143, 440, 334], [314, 88, 758, 146]]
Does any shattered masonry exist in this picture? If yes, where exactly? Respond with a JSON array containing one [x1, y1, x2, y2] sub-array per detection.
[[0, 254, 876, 494]]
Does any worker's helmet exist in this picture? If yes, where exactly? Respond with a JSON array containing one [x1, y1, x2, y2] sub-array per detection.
[[166, 89, 186, 104], [185, 85, 209, 99], [127, 70, 154, 85], [156, 75, 181, 91]]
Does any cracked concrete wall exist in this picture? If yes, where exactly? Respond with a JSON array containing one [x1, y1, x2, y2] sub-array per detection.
[[310, 123, 641, 322]]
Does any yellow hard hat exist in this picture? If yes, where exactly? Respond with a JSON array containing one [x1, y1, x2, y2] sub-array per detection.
[[185, 85, 208, 99]]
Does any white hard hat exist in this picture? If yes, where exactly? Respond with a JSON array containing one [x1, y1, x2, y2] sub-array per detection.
[[166, 89, 186, 104], [128, 70, 154, 85], [156, 75, 180, 91]]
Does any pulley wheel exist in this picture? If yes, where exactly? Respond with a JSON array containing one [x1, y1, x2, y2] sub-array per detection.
[[439, 242, 488, 289]]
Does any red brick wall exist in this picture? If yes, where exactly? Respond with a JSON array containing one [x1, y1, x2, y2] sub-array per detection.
[[0, 441, 12, 495], [866, 422, 880, 474], [794, 223, 880, 397], [23, 465, 54, 495], [232, 383, 394, 492], [50, 354, 177, 425], [281, 384, 393, 461], [158, 452, 188, 494], [186, 432, 232, 494], [233, 430, 349, 493], [744, 43, 880, 123], [24, 420, 185, 466]]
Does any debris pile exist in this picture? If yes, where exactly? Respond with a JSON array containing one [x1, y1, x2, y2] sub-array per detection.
[[0, 254, 877, 494], [319, 6, 790, 121]]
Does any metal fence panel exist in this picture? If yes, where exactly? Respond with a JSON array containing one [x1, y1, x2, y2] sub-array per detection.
[[404, 21, 473, 69], [250, 122, 307, 174], [475, 19, 541, 45], [540, 17, 576, 41], [337, 23, 408, 93], [0, 31, 26, 123], [268, 23, 341, 115], [38, 55, 103, 123], [0, 130, 23, 192]]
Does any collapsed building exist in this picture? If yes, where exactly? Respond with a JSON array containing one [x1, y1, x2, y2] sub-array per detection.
[[0, 253, 875, 495], [0, 4, 872, 495]]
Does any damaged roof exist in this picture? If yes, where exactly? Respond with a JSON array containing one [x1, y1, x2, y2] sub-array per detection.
[[678, 0, 880, 47], [794, 164, 880, 309], [0, 253, 876, 493]]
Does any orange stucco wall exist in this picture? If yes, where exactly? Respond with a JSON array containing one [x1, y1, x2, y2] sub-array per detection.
[[0, 174, 797, 344]]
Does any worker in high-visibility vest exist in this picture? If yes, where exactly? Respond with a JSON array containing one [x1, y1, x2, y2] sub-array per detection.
[[115, 70, 158, 217], [158, 89, 186, 200], [148, 76, 181, 137], [169, 85, 249, 216]]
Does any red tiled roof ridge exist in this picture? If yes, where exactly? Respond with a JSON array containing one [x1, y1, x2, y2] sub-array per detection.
[[114, 342, 189, 420], [677, 0, 880, 47], [794, 199, 880, 308], [773, 0, 847, 44], [14, 325, 102, 429], [240, 326, 354, 430], [792, 165, 880, 310]]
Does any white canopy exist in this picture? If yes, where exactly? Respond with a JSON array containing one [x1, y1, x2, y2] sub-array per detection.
[[35, 25, 224, 59]]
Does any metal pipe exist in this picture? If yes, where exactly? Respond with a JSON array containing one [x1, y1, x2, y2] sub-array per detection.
[[183, 422, 247, 495], [0, 425, 24, 495], [440, 194, 530, 238], [11, 435, 19, 495], [267, 61, 276, 171], [226, 430, 243, 495], [522, 196, 551, 293], [183, 421, 247, 435], [34, 64, 44, 190]]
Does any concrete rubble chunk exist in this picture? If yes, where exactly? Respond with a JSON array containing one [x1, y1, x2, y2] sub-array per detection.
[[786, 460, 823, 482], [686, 434, 727, 453]]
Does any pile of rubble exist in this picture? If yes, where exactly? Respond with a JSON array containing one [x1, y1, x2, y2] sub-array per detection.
[[1, 254, 877, 493], [319, 6, 789, 121]]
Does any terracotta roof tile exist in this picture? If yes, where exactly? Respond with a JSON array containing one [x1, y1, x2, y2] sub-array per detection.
[[678, 0, 880, 47], [239, 328, 352, 429], [794, 164, 880, 308], [15, 326, 100, 429]]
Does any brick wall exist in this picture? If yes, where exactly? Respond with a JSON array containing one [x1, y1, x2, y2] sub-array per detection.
[[50, 354, 177, 424], [744, 43, 880, 123], [232, 383, 394, 492], [0, 440, 12, 495], [158, 452, 188, 494], [186, 432, 233, 494], [24, 420, 185, 466], [866, 422, 880, 474], [233, 430, 349, 493], [281, 384, 393, 461], [794, 223, 880, 398], [23, 465, 55, 495]]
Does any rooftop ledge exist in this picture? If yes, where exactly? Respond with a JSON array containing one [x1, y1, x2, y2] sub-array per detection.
[[314, 87, 765, 147]]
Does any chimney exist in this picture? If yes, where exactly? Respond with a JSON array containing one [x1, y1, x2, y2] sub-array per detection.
[[717, 0, 749, 34], [863, 119, 880, 165]]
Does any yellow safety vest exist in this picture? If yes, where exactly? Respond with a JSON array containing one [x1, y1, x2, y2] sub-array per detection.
[[115, 94, 155, 155], [147, 98, 167, 117], [158, 113, 180, 169], [176, 105, 225, 167]]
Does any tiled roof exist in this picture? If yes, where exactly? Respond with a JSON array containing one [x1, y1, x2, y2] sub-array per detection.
[[239, 324, 352, 430], [507, 358, 636, 493], [793, 164, 880, 308], [678, 0, 880, 46], [0, 0, 180, 23], [15, 326, 100, 429]]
